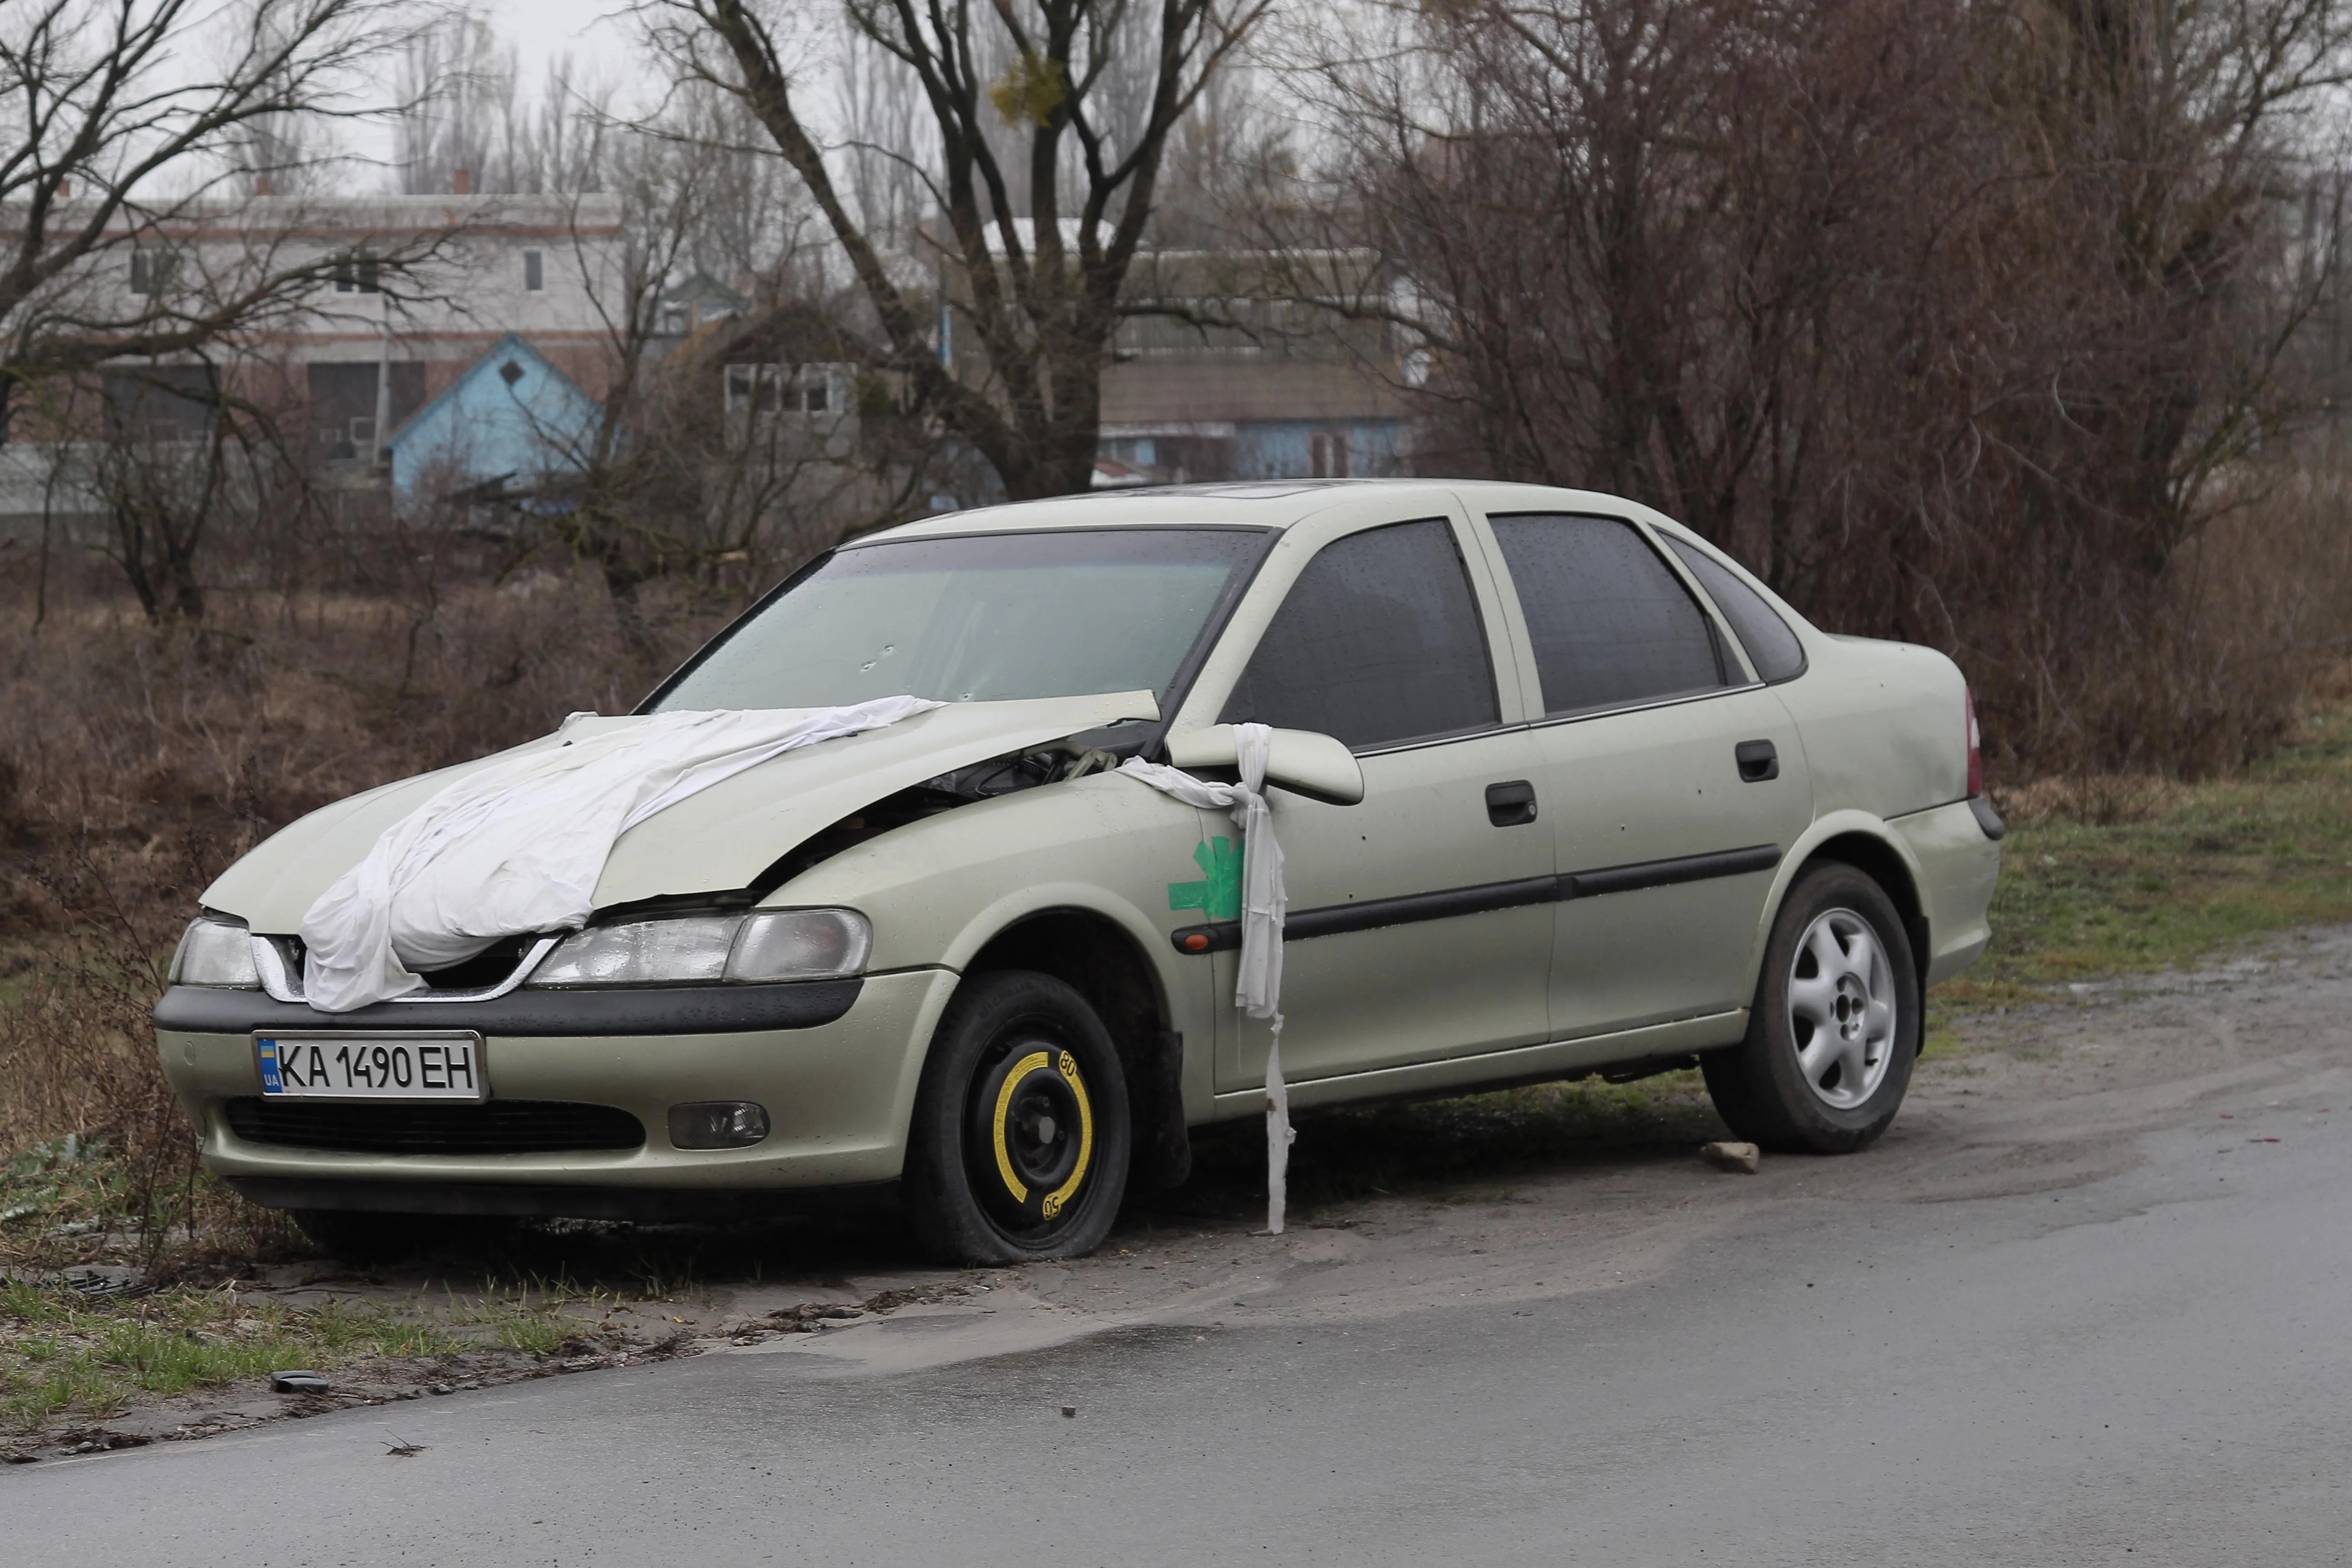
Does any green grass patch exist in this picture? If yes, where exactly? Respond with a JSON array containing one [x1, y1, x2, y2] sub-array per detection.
[[0, 1280, 598, 1432], [0, 1136, 140, 1245], [1951, 702, 2352, 999]]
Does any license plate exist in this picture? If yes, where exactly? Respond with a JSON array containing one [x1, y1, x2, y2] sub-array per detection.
[[254, 1032, 487, 1101]]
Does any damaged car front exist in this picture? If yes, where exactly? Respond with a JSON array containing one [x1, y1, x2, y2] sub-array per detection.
[[153, 519, 1286, 1262]]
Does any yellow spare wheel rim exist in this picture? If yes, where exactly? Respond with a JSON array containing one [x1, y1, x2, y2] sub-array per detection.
[[973, 1042, 1096, 1230]]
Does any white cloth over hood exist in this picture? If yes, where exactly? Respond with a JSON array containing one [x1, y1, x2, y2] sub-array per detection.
[[1117, 724, 1296, 1232], [300, 696, 942, 1013]]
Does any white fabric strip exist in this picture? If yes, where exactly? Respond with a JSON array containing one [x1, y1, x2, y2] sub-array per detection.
[[300, 696, 942, 1013], [1117, 723, 1296, 1233]]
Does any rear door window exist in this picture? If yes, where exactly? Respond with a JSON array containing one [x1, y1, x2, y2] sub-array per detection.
[[1221, 518, 1499, 750], [1490, 514, 1730, 717]]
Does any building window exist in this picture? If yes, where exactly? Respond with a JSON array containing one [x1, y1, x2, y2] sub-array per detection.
[[1309, 431, 1351, 479], [724, 363, 777, 414], [333, 254, 380, 294], [524, 250, 544, 292], [725, 364, 847, 416], [128, 250, 177, 295], [101, 365, 219, 444]]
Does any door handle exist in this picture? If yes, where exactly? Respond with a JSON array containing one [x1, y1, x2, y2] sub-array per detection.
[[1735, 740, 1779, 783], [1485, 779, 1538, 826]]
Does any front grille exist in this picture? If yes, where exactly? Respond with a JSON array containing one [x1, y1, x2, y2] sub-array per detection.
[[260, 934, 539, 997], [414, 936, 535, 992], [224, 1098, 645, 1155]]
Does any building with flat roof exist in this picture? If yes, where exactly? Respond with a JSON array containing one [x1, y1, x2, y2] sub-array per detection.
[[1, 186, 627, 537]]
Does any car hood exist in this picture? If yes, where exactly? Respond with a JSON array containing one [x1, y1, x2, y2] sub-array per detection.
[[201, 691, 1159, 934]]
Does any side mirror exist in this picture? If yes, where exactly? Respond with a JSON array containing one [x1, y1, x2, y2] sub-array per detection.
[[1164, 725, 1366, 806]]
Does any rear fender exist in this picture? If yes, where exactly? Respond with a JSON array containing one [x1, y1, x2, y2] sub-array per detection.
[[1743, 811, 1931, 1001]]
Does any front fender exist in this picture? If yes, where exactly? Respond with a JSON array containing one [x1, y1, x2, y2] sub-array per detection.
[[769, 770, 1221, 1120]]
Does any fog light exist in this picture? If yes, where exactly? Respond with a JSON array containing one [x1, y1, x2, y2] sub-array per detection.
[[668, 1101, 769, 1150]]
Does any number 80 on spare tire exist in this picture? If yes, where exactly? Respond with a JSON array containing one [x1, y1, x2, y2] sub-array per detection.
[[252, 1031, 487, 1101]]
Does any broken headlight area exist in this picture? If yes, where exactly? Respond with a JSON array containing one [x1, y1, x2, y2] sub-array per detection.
[[524, 908, 870, 989], [169, 916, 261, 989]]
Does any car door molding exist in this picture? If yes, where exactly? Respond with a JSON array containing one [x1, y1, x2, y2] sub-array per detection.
[[1168, 844, 1783, 953]]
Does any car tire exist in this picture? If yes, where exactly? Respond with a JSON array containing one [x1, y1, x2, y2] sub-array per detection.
[[1702, 861, 1921, 1154], [903, 970, 1132, 1266]]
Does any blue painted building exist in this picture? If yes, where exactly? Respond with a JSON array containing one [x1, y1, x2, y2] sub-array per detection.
[[383, 333, 603, 507]]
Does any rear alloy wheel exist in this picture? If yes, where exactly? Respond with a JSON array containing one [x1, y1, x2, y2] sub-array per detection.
[[903, 970, 1131, 1264], [1702, 862, 1921, 1153]]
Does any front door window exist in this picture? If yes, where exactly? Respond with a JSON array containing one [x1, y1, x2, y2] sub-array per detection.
[[1221, 517, 1497, 750]]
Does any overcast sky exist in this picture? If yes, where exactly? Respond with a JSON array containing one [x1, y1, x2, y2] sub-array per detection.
[[482, 0, 637, 83]]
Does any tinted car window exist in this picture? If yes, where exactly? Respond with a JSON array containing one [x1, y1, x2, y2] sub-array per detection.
[[1662, 534, 1808, 683], [1221, 518, 1499, 750], [1490, 514, 1728, 716]]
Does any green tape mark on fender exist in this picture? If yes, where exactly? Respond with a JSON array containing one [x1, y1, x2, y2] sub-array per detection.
[[1167, 837, 1241, 921]]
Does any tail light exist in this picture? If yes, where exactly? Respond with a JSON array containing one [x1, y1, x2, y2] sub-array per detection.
[[1965, 686, 1983, 797]]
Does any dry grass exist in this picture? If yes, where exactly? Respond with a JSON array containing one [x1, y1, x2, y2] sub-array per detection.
[[0, 557, 743, 1275]]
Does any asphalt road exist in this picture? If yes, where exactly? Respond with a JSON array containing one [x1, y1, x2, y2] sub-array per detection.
[[10, 1042, 2351, 1566]]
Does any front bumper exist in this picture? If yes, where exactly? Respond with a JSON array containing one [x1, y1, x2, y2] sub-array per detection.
[[155, 968, 960, 1207]]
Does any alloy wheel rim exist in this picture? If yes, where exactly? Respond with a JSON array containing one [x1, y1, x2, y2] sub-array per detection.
[[1786, 907, 1896, 1111]]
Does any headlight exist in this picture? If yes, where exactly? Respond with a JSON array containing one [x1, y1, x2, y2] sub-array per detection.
[[727, 909, 869, 983], [169, 916, 260, 989], [526, 909, 869, 989]]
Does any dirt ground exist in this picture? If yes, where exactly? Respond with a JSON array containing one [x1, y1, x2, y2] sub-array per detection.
[[11, 921, 2346, 1464]]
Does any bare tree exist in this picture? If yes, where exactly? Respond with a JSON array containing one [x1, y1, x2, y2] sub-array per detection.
[[501, 93, 892, 653], [87, 355, 320, 621], [641, 0, 1270, 499], [1296, 0, 2352, 772], [0, 0, 433, 437]]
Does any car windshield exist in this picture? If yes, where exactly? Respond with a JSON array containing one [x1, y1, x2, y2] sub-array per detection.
[[649, 526, 1271, 712]]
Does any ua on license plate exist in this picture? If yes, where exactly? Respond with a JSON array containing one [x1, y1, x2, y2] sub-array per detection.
[[254, 1032, 486, 1101]]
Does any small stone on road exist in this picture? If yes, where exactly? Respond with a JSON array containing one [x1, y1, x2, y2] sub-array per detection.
[[1700, 1140, 1760, 1174]]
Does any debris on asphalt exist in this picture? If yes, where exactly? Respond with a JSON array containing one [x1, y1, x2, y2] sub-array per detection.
[[763, 1303, 845, 1332], [721, 1285, 979, 1345], [269, 1370, 331, 1394], [54, 1428, 152, 1455], [1062, 1406, 1077, 1418], [1700, 1140, 1761, 1175]]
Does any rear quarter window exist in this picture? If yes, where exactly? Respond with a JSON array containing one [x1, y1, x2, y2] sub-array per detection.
[[1661, 534, 1808, 683]]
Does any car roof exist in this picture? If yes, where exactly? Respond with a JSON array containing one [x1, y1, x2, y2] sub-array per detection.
[[853, 478, 1680, 544]]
